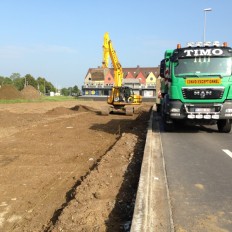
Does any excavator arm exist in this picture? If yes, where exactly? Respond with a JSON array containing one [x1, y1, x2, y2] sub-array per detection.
[[102, 32, 123, 87], [102, 32, 110, 68]]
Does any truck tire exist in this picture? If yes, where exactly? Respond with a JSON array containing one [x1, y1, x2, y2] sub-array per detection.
[[217, 119, 231, 133]]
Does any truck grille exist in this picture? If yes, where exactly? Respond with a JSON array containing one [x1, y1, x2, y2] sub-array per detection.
[[182, 87, 224, 99]]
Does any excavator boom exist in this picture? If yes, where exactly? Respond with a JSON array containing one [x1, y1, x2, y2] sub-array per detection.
[[102, 32, 123, 87], [102, 32, 110, 68]]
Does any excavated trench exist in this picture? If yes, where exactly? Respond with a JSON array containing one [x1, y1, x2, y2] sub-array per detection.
[[44, 109, 151, 232]]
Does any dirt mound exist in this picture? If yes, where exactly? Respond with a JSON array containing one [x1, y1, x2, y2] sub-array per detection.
[[71, 105, 97, 112], [0, 85, 23, 100], [46, 107, 76, 115], [49, 133, 139, 231], [46, 105, 97, 116], [21, 85, 41, 99]]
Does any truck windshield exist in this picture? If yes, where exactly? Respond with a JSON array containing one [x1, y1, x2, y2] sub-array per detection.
[[174, 57, 232, 77]]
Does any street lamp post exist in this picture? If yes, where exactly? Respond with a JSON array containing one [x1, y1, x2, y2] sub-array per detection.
[[203, 8, 212, 43]]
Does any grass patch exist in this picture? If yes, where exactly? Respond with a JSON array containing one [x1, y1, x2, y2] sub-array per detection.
[[0, 96, 78, 104], [41, 96, 77, 102]]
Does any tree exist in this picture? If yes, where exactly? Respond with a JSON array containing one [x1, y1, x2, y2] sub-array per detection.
[[46, 81, 56, 93], [0, 76, 5, 86], [14, 78, 25, 91], [61, 88, 69, 96], [10, 73, 21, 82], [36, 77, 56, 95], [0, 72, 81, 97], [68, 87, 73, 96], [37, 77, 46, 94], [2, 77, 13, 85], [24, 74, 37, 88], [72, 85, 81, 96]]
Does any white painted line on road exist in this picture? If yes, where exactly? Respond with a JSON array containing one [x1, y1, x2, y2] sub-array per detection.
[[222, 149, 232, 158]]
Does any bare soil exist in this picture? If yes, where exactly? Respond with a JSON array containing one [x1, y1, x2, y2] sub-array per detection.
[[0, 100, 152, 232]]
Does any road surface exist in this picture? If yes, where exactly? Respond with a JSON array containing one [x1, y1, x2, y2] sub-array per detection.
[[160, 122, 232, 231]]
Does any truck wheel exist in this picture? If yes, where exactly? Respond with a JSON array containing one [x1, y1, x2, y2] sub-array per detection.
[[217, 119, 231, 133]]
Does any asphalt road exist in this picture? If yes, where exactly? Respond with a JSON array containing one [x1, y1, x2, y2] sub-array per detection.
[[160, 122, 232, 231]]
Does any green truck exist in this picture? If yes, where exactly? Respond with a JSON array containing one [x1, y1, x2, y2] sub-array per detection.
[[159, 41, 232, 133]]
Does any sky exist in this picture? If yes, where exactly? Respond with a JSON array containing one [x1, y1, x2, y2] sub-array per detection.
[[0, 0, 231, 89]]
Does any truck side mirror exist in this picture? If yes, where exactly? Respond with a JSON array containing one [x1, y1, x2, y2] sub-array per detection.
[[160, 59, 165, 78]]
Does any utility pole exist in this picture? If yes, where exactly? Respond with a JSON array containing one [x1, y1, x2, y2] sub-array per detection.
[[44, 79, 46, 95]]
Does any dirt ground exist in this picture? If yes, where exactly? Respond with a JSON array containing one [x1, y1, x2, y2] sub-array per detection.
[[0, 100, 153, 232]]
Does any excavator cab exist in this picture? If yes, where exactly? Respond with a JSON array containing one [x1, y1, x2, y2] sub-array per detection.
[[101, 86, 142, 115], [107, 86, 141, 105]]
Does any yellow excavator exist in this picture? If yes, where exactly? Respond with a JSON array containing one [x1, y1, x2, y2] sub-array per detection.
[[101, 32, 142, 115]]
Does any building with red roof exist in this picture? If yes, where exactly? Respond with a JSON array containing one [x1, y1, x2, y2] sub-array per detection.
[[82, 66, 159, 100]]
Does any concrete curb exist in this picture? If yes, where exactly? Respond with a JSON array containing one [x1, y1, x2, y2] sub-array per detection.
[[130, 105, 174, 232]]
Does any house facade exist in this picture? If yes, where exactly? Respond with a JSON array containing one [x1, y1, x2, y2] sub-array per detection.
[[82, 66, 160, 98]]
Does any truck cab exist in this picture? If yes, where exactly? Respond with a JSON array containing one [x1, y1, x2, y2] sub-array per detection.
[[160, 41, 232, 132]]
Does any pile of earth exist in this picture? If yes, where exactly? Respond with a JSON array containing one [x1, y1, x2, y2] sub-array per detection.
[[0, 85, 41, 100], [70, 105, 98, 112], [45, 105, 96, 116], [0, 85, 23, 100], [21, 85, 41, 99]]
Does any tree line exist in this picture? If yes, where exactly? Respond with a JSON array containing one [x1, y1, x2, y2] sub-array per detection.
[[0, 73, 81, 96]]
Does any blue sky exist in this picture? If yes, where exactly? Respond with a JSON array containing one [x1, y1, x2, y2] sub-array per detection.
[[0, 0, 231, 88]]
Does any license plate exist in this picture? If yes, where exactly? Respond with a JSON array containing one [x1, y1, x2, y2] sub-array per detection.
[[195, 108, 211, 113]]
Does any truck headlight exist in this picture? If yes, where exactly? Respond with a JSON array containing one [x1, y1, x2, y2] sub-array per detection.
[[170, 108, 180, 113]]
